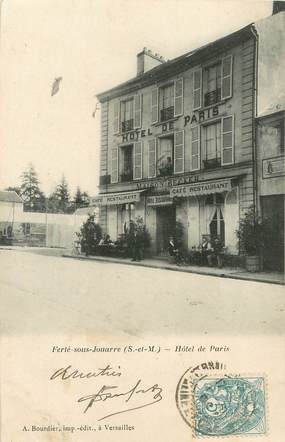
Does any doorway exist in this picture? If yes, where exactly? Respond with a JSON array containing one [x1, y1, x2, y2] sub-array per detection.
[[156, 206, 176, 255], [261, 195, 284, 271]]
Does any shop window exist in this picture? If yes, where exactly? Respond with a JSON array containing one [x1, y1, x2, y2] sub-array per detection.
[[202, 122, 221, 169], [193, 55, 233, 110], [210, 208, 225, 245], [206, 193, 225, 245], [151, 78, 183, 124], [205, 193, 224, 205]]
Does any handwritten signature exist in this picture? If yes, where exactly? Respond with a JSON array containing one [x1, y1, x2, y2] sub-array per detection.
[[50, 365, 122, 380], [78, 379, 163, 420], [50, 366, 163, 421]]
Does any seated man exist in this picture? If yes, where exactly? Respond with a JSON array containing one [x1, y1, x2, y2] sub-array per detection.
[[210, 236, 224, 268], [168, 236, 184, 265]]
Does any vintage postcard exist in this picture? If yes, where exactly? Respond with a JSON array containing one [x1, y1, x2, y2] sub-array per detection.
[[0, 0, 284, 441]]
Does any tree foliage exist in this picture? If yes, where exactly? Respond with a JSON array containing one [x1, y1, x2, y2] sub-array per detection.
[[20, 164, 46, 212]]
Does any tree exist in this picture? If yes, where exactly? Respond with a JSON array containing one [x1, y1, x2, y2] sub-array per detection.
[[74, 187, 89, 209], [50, 175, 70, 213], [20, 164, 46, 212]]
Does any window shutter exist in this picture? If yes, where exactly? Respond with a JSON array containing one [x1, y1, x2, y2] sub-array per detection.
[[221, 116, 234, 165], [221, 55, 233, 100], [134, 95, 142, 129], [148, 139, 157, 178], [113, 101, 120, 134], [133, 141, 143, 180], [193, 69, 202, 110], [174, 130, 184, 174], [174, 78, 183, 117], [111, 146, 118, 183], [151, 88, 159, 124], [191, 126, 200, 171]]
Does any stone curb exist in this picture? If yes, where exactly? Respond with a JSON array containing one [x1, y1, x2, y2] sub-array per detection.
[[62, 254, 284, 286]]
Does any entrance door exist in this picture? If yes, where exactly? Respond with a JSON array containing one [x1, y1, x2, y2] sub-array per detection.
[[156, 206, 176, 255], [261, 195, 284, 271]]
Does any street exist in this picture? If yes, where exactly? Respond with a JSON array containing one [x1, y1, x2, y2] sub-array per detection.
[[1, 248, 284, 337]]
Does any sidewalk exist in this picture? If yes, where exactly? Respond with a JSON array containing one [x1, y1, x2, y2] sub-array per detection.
[[63, 253, 284, 286]]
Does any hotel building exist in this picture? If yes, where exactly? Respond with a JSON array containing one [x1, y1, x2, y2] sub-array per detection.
[[95, 7, 284, 258]]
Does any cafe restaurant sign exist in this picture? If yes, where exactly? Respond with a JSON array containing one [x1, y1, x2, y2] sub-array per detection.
[[170, 179, 232, 198], [90, 191, 143, 206]]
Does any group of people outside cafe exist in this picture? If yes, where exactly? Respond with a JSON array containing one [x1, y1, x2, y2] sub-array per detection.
[[76, 215, 224, 267], [168, 234, 224, 267]]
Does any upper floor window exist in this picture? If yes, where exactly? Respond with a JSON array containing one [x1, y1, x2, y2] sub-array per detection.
[[160, 84, 174, 122], [193, 55, 233, 110], [204, 63, 222, 107], [157, 136, 174, 176], [203, 121, 221, 169], [148, 131, 184, 178], [119, 145, 133, 182], [113, 95, 142, 134], [111, 141, 143, 183], [121, 99, 134, 132], [191, 116, 234, 171], [151, 78, 184, 124]]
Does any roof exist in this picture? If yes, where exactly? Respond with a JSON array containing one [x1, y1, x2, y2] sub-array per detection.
[[74, 206, 97, 216], [0, 190, 23, 203], [97, 23, 255, 102]]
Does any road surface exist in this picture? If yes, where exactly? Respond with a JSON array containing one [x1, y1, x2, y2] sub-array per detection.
[[1, 248, 284, 337]]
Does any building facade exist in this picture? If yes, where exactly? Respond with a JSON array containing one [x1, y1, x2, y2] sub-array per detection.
[[256, 107, 285, 270], [95, 9, 284, 259]]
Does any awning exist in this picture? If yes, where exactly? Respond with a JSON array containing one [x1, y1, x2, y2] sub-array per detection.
[[89, 190, 145, 206], [170, 178, 232, 198]]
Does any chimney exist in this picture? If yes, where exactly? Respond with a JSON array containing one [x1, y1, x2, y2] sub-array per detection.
[[272, 1, 285, 14], [137, 47, 165, 76]]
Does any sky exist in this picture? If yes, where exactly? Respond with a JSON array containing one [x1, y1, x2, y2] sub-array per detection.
[[0, 0, 273, 197]]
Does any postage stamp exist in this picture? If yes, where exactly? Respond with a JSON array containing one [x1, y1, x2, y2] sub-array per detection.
[[176, 369, 266, 437]]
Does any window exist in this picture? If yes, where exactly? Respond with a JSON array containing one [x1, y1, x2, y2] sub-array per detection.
[[160, 84, 174, 122], [191, 126, 200, 171], [113, 95, 142, 134], [203, 122, 221, 169], [121, 99, 134, 132], [118, 141, 143, 183], [148, 131, 184, 177], [201, 116, 234, 169], [205, 193, 225, 245], [204, 63, 221, 106], [193, 55, 233, 109], [151, 78, 183, 124], [120, 145, 133, 182], [157, 136, 174, 176]]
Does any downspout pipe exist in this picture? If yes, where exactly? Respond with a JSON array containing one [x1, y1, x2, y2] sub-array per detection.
[[251, 25, 259, 218]]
